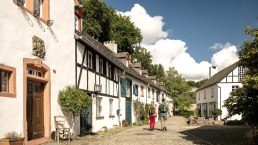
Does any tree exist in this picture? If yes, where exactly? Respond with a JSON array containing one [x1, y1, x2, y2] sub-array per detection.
[[82, 0, 142, 53], [224, 26, 258, 125], [174, 96, 192, 112], [82, 0, 114, 42], [111, 15, 142, 53], [58, 86, 92, 117]]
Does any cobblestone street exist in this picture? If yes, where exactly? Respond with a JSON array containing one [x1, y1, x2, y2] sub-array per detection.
[[43, 116, 246, 145]]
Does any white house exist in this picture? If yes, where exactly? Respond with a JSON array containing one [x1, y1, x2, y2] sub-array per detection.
[[196, 61, 244, 120], [0, 0, 76, 144]]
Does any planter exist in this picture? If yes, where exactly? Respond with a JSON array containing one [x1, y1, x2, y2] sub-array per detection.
[[0, 138, 24, 145]]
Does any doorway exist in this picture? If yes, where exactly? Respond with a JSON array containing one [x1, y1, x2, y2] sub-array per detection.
[[27, 81, 45, 140]]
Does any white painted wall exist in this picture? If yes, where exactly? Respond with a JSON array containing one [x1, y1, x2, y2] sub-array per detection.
[[0, 0, 76, 138], [196, 67, 242, 120]]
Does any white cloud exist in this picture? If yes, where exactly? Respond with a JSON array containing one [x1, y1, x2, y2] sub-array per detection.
[[118, 4, 239, 81], [118, 4, 168, 44], [211, 44, 239, 70], [210, 42, 232, 50]]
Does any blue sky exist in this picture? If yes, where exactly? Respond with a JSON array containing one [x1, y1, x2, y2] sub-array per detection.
[[105, 0, 258, 80]]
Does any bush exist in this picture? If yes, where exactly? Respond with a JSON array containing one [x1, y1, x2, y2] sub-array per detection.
[[211, 109, 222, 120], [179, 111, 194, 117], [58, 85, 92, 117]]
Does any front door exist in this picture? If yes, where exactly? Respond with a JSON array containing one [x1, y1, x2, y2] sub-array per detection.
[[125, 99, 132, 125], [27, 81, 44, 140], [80, 108, 90, 135]]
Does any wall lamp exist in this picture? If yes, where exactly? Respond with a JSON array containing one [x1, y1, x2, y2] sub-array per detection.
[[17, 0, 25, 6], [47, 20, 54, 26]]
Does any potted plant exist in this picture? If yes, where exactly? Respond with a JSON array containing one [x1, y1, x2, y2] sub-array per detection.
[[211, 109, 222, 120], [0, 132, 24, 145]]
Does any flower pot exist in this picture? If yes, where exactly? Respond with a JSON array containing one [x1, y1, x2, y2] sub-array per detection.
[[0, 138, 24, 145]]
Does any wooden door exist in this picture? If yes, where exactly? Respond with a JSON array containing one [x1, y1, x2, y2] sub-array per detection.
[[27, 81, 44, 140]]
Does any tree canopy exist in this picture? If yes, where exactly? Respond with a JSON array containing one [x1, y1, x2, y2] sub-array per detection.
[[224, 26, 258, 125], [81, 0, 142, 53]]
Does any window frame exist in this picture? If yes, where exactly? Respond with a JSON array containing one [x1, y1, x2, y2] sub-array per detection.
[[13, 0, 50, 24], [99, 59, 103, 74], [109, 99, 114, 117], [88, 51, 93, 69], [0, 64, 16, 98], [96, 97, 103, 118]]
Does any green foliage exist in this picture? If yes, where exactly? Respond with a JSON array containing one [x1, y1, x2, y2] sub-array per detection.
[[4, 132, 22, 141], [112, 15, 142, 53], [174, 96, 192, 112], [224, 26, 258, 125], [133, 99, 146, 124], [179, 111, 194, 117], [211, 109, 222, 119], [82, 0, 142, 53], [58, 86, 92, 117], [196, 79, 208, 88]]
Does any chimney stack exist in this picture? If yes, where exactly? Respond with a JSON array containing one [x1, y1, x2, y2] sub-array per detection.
[[209, 66, 218, 78], [104, 41, 117, 54]]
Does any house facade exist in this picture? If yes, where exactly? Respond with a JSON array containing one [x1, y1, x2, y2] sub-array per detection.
[[75, 31, 172, 132], [0, 0, 172, 144], [0, 0, 75, 144], [196, 62, 243, 120]]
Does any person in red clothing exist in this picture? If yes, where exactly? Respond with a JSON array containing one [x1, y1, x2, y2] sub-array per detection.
[[148, 101, 156, 131]]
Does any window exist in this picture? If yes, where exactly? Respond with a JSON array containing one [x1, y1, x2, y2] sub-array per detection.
[[14, 0, 50, 23], [211, 87, 214, 98], [152, 89, 155, 100], [75, 14, 82, 32], [239, 66, 245, 74], [27, 68, 43, 77], [133, 84, 138, 96], [232, 85, 239, 91], [109, 99, 114, 116], [96, 97, 102, 117], [141, 86, 144, 97], [204, 90, 206, 99], [148, 88, 150, 98], [108, 64, 112, 78], [99, 59, 103, 74], [88, 52, 92, 69], [126, 81, 131, 97], [239, 75, 244, 81], [0, 65, 16, 97], [198, 92, 200, 100]]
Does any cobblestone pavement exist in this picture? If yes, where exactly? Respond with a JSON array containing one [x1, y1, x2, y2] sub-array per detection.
[[44, 116, 215, 145]]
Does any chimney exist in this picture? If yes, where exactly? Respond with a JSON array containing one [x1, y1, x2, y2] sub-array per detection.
[[131, 63, 142, 75], [149, 75, 157, 84], [142, 69, 148, 78], [104, 41, 117, 54], [209, 66, 218, 78]]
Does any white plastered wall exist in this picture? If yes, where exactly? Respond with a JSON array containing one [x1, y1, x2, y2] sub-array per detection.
[[0, 0, 76, 138]]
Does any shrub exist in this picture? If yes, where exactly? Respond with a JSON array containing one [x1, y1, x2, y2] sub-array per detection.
[[211, 109, 222, 120], [179, 111, 194, 117], [58, 85, 92, 117]]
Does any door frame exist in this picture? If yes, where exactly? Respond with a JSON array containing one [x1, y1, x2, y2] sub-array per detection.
[[23, 58, 51, 145]]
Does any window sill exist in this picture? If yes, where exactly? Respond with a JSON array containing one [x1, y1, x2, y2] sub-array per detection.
[[0, 92, 16, 98], [96, 116, 104, 120], [109, 115, 115, 118]]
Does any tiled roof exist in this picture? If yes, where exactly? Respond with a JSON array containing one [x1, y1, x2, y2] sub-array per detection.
[[131, 63, 141, 68], [196, 61, 239, 91]]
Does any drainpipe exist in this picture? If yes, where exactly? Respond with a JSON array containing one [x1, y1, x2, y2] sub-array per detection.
[[217, 85, 222, 120]]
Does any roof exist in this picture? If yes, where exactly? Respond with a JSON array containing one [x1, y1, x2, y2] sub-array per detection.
[[75, 31, 164, 91], [196, 61, 239, 91], [131, 63, 141, 68]]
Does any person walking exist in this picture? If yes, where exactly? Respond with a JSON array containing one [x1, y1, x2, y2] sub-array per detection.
[[148, 101, 156, 131], [159, 98, 168, 131]]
